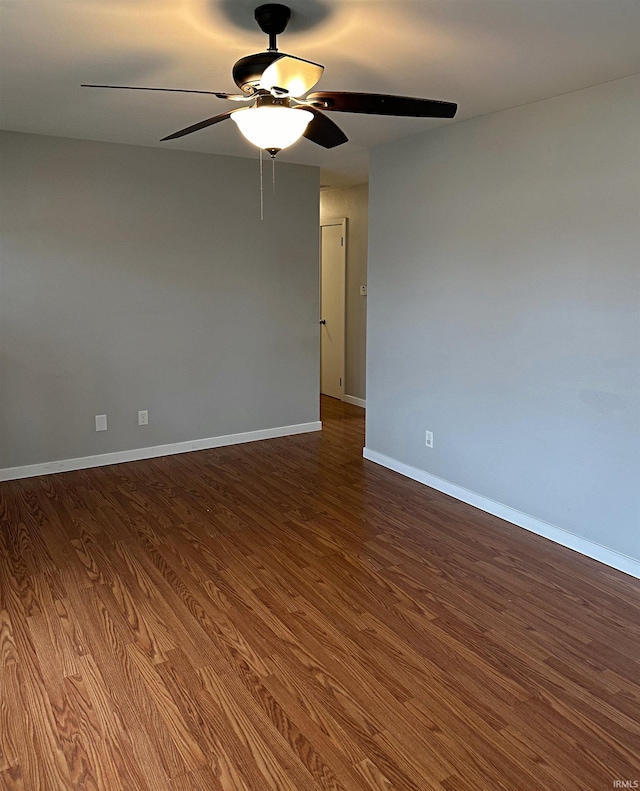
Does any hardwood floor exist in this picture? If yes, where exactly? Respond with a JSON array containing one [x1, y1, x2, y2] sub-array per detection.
[[1, 395, 639, 790]]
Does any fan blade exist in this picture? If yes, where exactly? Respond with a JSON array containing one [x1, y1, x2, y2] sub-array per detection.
[[259, 55, 324, 97], [81, 84, 249, 101], [161, 110, 235, 141], [297, 107, 347, 149], [306, 91, 457, 118]]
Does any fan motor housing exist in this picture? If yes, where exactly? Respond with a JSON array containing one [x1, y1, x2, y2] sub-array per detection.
[[233, 51, 282, 93]]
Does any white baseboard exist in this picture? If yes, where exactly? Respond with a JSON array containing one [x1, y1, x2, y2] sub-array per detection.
[[0, 421, 322, 482], [344, 395, 366, 408], [363, 447, 640, 580]]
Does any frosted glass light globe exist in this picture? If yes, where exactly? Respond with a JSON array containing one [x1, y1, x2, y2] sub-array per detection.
[[232, 106, 313, 152]]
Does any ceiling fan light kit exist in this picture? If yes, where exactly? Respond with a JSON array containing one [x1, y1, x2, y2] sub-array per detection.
[[83, 3, 457, 157], [231, 98, 313, 158]]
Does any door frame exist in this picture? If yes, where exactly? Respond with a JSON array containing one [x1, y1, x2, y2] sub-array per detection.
[[320, 217, 347, 400]]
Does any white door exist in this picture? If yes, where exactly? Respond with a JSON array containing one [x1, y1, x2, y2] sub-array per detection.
[[320, 220, 346, 399]]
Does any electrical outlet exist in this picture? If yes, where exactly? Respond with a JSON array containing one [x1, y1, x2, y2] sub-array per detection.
[[95, 414, 107, 432], [425, 430, 433, 448], [138, 410, 149, 426]]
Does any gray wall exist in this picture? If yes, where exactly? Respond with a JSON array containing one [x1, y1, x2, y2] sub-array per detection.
[[0, 131, 320, 469], [320, 184, 368, 400], [367, 75, 640, 561]]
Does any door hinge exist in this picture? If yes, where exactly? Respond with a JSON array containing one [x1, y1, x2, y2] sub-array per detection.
[[341, 237, 344, 246], [339, 377, 342, 386]]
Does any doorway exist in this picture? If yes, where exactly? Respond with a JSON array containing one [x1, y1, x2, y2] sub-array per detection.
[[320, 218, 347, 400]]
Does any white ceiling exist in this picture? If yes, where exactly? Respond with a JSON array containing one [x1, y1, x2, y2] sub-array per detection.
[[1, 0, 639, 187]]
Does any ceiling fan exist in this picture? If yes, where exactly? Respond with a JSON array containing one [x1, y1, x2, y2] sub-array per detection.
[[83, 3, 457, 158]]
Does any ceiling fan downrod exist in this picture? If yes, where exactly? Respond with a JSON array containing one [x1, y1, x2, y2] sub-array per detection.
[[255, 4, 291, 52]]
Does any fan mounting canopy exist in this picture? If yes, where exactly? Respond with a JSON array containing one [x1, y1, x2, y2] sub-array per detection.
[[254, 4, 291, 38]]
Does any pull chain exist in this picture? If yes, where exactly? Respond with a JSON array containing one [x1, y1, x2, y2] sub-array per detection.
[[259, 147, 264, 221], [258, 149, 277, 219]]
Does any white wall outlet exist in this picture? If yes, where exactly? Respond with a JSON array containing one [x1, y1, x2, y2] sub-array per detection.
[[138, 410, 149, 426], [425, 430, 433, 448], [95, 414, 107, 432], [360, 284, 367, 296]]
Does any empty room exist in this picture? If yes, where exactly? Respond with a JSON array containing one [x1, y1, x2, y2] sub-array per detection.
[[1, 1, 639, 790]]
